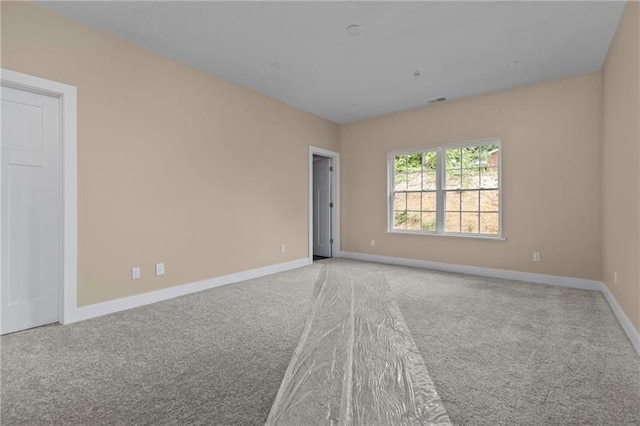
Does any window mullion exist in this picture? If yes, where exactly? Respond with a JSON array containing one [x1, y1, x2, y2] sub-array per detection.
[[420, 160, 424, 230], [388, 153, 395, 231], [436, 147, 445, 233]]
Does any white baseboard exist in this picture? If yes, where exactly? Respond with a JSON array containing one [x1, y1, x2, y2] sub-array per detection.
[[340, 251, 639, 354], [600, 284, 640, 354], [67, 257, 312, 324], [340, 251, 602, 290]]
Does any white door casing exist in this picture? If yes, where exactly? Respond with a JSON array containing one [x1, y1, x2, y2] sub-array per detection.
[[1, 86, 61, 334], [313, 156, 332, 257], [0, 68, 77, 331]]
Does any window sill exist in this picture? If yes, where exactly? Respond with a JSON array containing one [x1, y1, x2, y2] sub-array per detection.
[[386, 229, 506, 241]]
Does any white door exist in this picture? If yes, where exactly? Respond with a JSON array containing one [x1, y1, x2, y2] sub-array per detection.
[[313, 156, 332, 258], [1, 86, 61, 334]]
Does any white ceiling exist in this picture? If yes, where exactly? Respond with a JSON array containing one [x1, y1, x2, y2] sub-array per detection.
[[34, 1, 626, 124]]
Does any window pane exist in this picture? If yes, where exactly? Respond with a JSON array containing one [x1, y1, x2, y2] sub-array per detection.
[[461, 168, 480, 189], [393, 193, 406, 211], [445, 211, 461, 233], [394, 172, 407, 191], [407, 172, 421, 191], [445, 191, 461, 211], [480, 213, 500, 234], [446, 148, 462, 170], [422, 170, 436, 190], [421, 212, 436, 231], [394, 211, 407, 229], [421, 192, 436, 212], [394, 155, 408, 173], [461, 213, 479, 233], [461, 190, 479, 212], [480, 190, 499, 212], [423, 151, 437, 170], [462, 146, 481, 168], [407, 192, 421, 210], [485, 146, 500, 168], [481, 167, 499, 189], [446, 169, 461, 189], [480, 145, 498, 169], [407, 153, 422, 172], [407, 212, 421, 230]]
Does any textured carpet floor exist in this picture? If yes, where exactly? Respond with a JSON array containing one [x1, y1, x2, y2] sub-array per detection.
[[2, 259, 639, 425], [1, 265, 321, 425]]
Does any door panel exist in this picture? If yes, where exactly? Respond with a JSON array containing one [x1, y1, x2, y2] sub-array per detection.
[[2, 86, 61, 334], [7, 164, 44, 304]]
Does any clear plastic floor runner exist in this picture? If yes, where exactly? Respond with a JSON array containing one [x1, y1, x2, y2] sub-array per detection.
[[266, 264, 451, 425]]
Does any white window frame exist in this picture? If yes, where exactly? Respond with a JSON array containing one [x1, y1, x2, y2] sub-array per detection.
[[387, 138, 504, 240]]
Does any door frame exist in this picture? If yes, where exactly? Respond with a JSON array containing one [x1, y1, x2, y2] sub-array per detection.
[[1, 68, 78, 326], [308, 146, 340, 260]]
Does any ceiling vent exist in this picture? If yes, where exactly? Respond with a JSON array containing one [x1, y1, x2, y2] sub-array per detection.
[[428, 97, 447, 104]]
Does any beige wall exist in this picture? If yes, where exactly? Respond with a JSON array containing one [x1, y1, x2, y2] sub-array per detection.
[[3, 1, 638, 337], [1, 2, 340, 306], [340, 72, 603, 281], [602, 1, 640, 332]]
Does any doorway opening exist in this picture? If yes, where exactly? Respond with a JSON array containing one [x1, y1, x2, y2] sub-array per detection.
[[309, 147, 340, 262]]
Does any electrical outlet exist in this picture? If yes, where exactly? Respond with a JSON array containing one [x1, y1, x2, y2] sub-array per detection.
[[281, 245, 286, 254], [533, 252, 541, 262], [614, 271, 618, 284], [131, 267, 141, 280], [155, 263, 165, 276], [371, 239, 376, 246]]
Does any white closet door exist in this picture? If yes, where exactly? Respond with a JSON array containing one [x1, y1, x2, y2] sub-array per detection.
[[2, 86, 61, 334]]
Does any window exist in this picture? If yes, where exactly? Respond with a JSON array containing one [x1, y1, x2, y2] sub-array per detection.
[[389, 139, 501, 238]]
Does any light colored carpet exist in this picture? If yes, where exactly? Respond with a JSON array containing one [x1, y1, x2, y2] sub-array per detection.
[[1, 265, 321, 425], [2, 259, 639, 425]]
